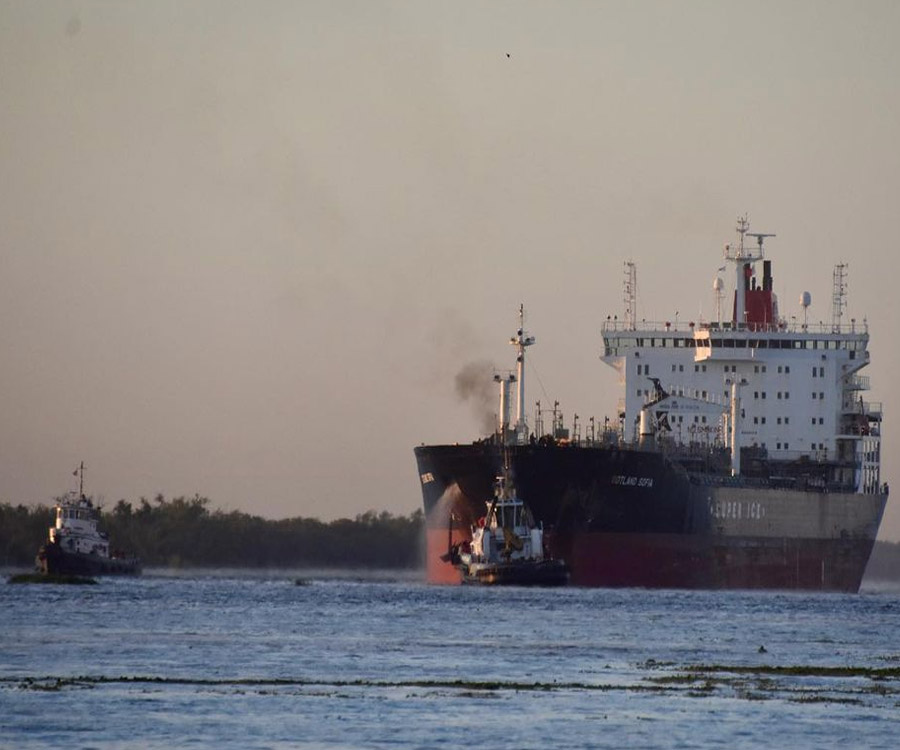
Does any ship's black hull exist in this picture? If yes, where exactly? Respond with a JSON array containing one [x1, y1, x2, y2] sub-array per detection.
[[36, 542, 141, 576], [415, 442, 886, 591]]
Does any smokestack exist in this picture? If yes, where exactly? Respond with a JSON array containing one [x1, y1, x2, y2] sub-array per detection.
[[494, 373, 515, 442]]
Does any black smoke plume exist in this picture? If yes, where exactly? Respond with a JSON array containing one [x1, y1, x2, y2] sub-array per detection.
[[454, 360, 496, 435]]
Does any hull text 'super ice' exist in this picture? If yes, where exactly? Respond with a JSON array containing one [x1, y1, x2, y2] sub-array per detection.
[[415, 218, 887, 590]]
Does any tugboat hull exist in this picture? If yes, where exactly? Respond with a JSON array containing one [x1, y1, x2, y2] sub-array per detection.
[[36, 542, 141, 576], [461, 558, 568, 586]]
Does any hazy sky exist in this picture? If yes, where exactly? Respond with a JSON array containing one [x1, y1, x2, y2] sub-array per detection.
[[3, 1, 900, 540]]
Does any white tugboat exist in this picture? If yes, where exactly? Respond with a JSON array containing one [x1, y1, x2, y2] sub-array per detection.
[[451, 458, 568, 586], [35, 463, 140, 576]]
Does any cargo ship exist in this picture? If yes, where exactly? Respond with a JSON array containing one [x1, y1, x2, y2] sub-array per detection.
[[415, 217, 888, 591], [35, 463, 141, 576]]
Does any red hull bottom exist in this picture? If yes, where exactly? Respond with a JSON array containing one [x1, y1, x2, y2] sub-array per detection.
[[426, 529, 872, 592]]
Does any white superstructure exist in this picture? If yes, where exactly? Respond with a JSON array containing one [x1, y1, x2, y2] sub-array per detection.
[[49, 491, 111, 557], [601, 217, 882, 495]]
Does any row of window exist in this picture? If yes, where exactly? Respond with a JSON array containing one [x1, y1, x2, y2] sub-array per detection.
[[639, 387, 832, 409], [748, 442, 829, 452], [751, 391, 829, 400], [608, 336, 865, 351], [770, 442, 826, 450], [773, 443, 826, 451], [639, 363, 828, 379], [750, 416, 826, 426]]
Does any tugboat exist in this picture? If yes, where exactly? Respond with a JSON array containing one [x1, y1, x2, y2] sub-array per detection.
[[35, 463, 140, 576], [449, 459, 568, 586]]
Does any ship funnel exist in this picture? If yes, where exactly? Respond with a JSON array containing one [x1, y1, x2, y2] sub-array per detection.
[[494, 372, 516, 444]]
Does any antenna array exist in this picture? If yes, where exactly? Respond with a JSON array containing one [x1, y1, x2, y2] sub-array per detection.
[[832, 263, 847, 332], [624, 261, 637, 330]]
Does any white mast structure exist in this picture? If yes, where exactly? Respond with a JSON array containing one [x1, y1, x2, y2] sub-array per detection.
[[509, 304, 535, 443], [723, 216, 774, 327], [624, 261, 637, 330], [832, 263, 847, 333]]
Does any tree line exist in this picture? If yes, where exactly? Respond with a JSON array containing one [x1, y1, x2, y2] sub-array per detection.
[[3, 495, 900, 581], [0, 495, 424, 569]]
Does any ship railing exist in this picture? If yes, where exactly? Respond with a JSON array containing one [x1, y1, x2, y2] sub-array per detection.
[[689, 473, 857, 494], [837, 430, 881, 440], [602, 319, 868, 335], [743, 448, 863, 467], [843, 375, 870, 391], [841, 399, 882, 418], [837, 423, 882, 438]]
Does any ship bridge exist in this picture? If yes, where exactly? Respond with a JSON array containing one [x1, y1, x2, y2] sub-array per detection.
[[600, 218, 882, 495]]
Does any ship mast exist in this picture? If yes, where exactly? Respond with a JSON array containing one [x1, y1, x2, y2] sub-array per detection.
[[509, 304, 535, 443], [723, 215, 774, 327], [75, 461, 85, 498], [832, 262, 847, 332], [623, 261, 637, 330]]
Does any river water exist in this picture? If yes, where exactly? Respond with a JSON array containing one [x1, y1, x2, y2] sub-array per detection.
[[2, 570, 899, 749]]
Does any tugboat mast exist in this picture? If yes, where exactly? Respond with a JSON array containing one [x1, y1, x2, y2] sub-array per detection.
[[75, 461, 85, 498], [509, 304, 535, 442]]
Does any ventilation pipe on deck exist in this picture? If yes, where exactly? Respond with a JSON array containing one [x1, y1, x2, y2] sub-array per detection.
[[639, 407, 656, 451], [729, 379, 745, 476], [494, 373, 515, 444]]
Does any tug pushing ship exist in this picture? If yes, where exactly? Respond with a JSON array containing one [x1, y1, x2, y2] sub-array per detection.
[[445, 453, 568, 586], [415, 217, 887, 590]]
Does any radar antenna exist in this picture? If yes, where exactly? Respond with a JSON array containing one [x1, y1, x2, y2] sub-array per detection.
[[747, 231, 776, 255]]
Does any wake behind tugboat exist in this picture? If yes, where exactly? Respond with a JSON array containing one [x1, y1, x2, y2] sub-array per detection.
[[35, 463, 140, 577]]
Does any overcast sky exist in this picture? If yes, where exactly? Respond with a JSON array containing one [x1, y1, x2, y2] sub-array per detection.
[[2, 1, 899, 540]]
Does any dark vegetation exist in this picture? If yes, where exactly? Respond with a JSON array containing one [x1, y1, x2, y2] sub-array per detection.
[[0, 496, 424, 569]]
